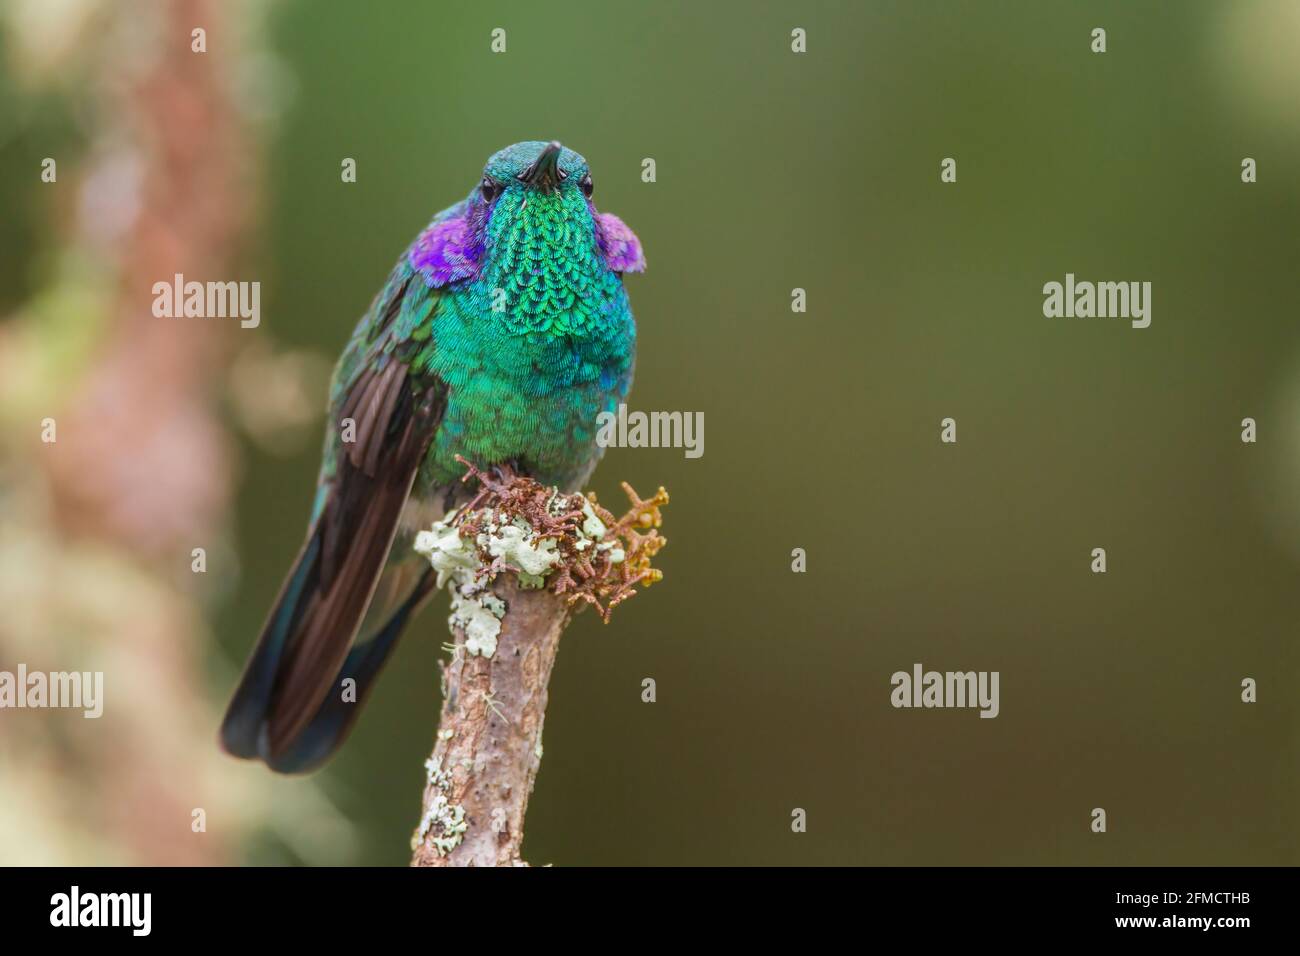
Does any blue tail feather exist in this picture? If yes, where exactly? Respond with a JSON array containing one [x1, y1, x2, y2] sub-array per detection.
[[262, 568, 434, 773], [220, 533, 322, 759]]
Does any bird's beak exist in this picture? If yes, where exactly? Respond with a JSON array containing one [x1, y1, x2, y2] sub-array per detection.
[[517, 141, 564, 193]]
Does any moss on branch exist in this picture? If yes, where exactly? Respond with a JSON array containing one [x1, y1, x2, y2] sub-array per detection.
[[409, 459, 668, 866]]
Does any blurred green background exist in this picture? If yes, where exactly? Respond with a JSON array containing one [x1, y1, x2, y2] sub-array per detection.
[[2, 0, 1299, 865]]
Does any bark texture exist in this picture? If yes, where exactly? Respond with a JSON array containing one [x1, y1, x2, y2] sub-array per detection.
[[411, 580, 573, 866]]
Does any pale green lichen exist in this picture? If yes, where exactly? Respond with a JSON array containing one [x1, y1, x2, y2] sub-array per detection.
[[580, 500, 628, 562], [412, 794, 467, 856], [414, 514, 476, 588], [453, 583, 506, 657], [580, 499, 608, 541], [415, 505, 568, 656], [415, 512, 508, 658], [482, 514, 560, 577], [416, 463, 668, 631], [411, 756, 469, 855]]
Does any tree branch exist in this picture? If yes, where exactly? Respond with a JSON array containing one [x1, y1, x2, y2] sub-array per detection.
[[411, 579, 568, 866], [408, 465, 667, 866]]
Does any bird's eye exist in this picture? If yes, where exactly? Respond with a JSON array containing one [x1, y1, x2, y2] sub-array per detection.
[[480, 177, 500, 202], [579, 173, 593, 198]]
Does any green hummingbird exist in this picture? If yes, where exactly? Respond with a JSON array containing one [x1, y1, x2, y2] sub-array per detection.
[[220, 141, 644, 772]]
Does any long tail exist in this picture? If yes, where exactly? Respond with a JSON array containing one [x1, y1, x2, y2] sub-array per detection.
[[266, 564, 435, 773], [220, 359, 444, 772], [219, 522, 435, 773]]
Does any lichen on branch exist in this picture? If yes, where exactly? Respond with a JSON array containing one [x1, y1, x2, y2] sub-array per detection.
[[413, 457, 668, 651], [409, 459, 668, 865]]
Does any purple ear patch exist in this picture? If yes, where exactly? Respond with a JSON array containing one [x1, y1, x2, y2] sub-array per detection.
[[595, 212, 645, 273], [409, 215, 483, 287]]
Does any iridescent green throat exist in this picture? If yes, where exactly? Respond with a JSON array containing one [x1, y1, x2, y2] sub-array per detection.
[[478, 187, 626, 339]]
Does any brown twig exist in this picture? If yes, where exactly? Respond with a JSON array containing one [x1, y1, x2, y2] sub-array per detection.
[[410, 579, 568, 866], [409, 464, 667, 866]]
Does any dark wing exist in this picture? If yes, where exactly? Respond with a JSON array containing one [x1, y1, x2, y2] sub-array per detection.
[[221, 263, 447, 769]]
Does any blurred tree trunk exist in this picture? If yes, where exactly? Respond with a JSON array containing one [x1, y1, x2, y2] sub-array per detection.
[[46, 0, 250, 553], [0, 0, 255, 865]]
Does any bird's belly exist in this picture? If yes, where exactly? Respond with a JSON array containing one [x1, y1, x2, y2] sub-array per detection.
[[420, 360, 627, 492]]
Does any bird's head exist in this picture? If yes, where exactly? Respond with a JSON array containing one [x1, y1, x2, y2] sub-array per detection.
[[410, 140, 645, 297], [481, 139, 589, 202]]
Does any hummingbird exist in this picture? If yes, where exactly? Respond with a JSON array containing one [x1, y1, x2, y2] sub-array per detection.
[[220, 141, 644, 773]]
